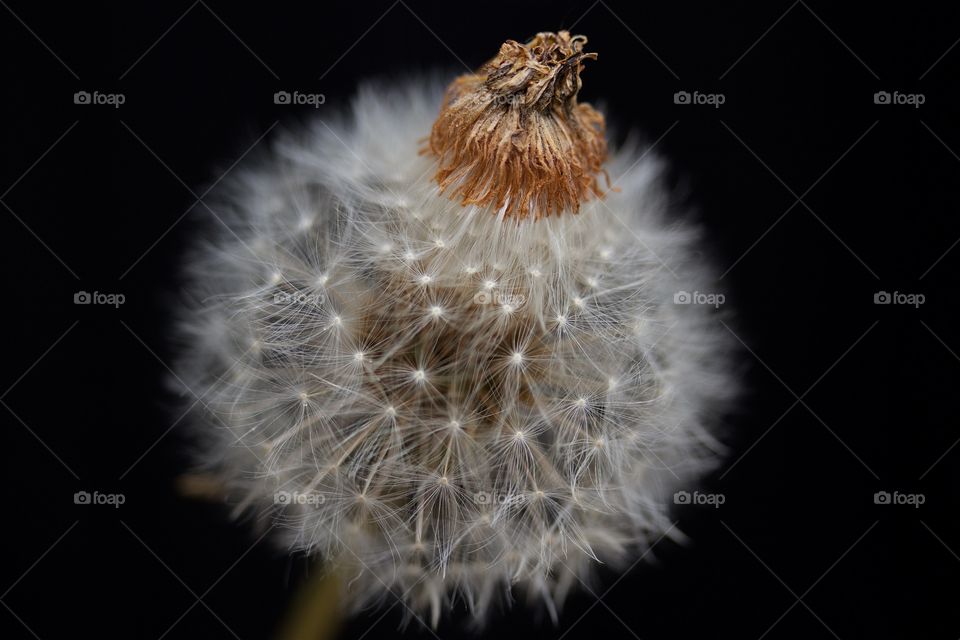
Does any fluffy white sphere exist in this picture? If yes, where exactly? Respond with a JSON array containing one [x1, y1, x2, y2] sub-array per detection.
[[176, 74, 735, 626]]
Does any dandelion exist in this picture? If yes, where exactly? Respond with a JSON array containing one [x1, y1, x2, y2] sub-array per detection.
[[176, 31, 736, 627]]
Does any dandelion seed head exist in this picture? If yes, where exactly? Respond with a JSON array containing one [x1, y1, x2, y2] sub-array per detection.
[[176, 53, 736, 627]]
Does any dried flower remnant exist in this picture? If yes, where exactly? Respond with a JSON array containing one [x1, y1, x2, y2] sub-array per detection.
[[428, 31, 608, 220]]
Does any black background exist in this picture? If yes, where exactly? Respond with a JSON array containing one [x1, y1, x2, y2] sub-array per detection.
[[3, 2, 958, 639]]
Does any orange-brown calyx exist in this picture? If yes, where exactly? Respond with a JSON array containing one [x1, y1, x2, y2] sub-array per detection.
[[427, 31, 608, 221]]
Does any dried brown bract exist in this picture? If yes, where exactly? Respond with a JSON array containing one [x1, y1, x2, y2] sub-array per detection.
[[427, 31, 608, 220]]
